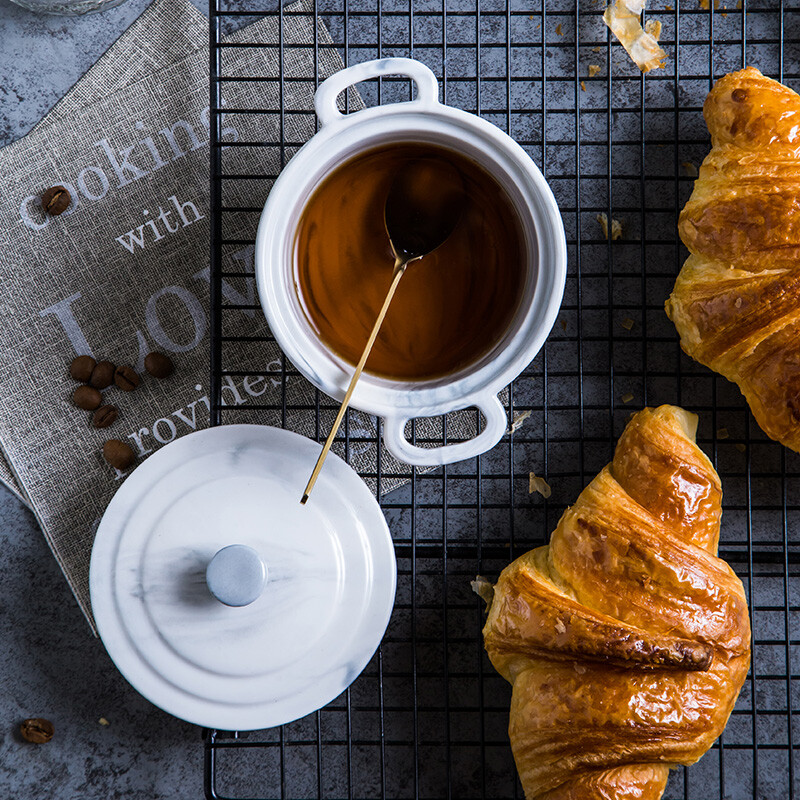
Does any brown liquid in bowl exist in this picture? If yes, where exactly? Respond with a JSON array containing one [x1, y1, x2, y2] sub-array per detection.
[[294, 142, 527, 381]]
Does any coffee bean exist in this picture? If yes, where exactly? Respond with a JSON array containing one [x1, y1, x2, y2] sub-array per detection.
[[73, 385, 102, 410], [93, 405, 118, 429], [89, 360, 115, 390], [114, 365, 140, 391], [41, 186, 71, 216], [144, 351, 174, 379], [69, 355, 96, 382], [20, 718, 54, 744], [103, 439, 135, 470]]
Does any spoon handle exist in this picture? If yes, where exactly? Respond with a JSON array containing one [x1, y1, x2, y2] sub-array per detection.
[[301, 259, 407, 504]]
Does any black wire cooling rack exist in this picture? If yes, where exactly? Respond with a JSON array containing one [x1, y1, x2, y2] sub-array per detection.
[[206, 1, 800, 797]]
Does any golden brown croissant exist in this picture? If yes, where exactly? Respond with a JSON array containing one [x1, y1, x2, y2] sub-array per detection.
[[482, 405, 751, 800], [666, 67, 800, 451]]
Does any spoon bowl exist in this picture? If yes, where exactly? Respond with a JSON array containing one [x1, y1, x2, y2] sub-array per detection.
[[384, 158, 466, 262]]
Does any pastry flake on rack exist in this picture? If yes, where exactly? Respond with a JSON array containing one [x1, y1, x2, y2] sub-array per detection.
[[667, 67, 800, 452], [482, 405, 751, 800], [603, 0, 667, 73]]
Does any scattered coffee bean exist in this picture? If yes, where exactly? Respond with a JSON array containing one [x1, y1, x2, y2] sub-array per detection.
[[93, 405, 118, 429], [89, 360, 115, 390], [103, 439, 135, 470], [144, 351, 174, 379], [20, 718, 54, 744], [73, 385, 102, 411], [114, 365, 140, 392], [41, 186, 71, 216], [69, 355, 96, 382]]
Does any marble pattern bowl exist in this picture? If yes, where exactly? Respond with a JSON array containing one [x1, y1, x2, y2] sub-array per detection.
[[90, 425, 396, 730], [256, 58, 567, 466]]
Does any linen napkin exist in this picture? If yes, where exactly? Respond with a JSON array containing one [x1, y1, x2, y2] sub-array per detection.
[[0, 0, 208, 508]]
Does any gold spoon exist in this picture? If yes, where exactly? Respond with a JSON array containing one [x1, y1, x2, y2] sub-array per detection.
[[301, 158, 466, 504]]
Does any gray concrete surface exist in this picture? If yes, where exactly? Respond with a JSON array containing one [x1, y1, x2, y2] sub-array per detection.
[[0, 4, 207, 797], [0, 490, 203, 798], [0, 0, 204, 147], [1, 1, 796, 798]]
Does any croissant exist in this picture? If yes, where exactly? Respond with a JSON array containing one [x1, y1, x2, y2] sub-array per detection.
[[482, 405, 751, 800], [666, 67, 800, 451]]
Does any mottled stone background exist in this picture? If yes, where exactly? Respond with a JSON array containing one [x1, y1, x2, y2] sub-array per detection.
[[2, 0, 798, 798], [1, 4, 207, 798]]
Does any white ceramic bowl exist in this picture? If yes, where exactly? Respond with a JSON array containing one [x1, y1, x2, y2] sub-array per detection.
[[90, 425, 396, 730], [256, 58, 566, 466]]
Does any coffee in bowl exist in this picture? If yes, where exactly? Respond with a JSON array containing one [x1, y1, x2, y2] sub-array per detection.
[[294, 142, 527, 382]]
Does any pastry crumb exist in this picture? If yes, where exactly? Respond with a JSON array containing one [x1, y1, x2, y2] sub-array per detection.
[[98, 718, 110, 727], [717, 427, 729, 440], [588, 64, 602, 77], [509, 409, 532, 434], [580, 80, 587, 92], [554, 617, 567, 634], [644, 18, 662, 40], [529, 473, 552, 499], [621, 392, 634, 404], [560, 318, 568, 332], [471, 575, 495, 609], [603, 0, 667, 73], [556, 23, 563, 36], [621, 318, 635, 330], [735, 443, 747, 453], [597, 212, 623, 240]]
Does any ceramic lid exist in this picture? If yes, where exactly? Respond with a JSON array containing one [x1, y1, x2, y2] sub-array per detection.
[[90, 425, 396, 731]]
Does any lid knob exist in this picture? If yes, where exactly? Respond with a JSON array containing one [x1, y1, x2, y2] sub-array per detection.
[[206, 545, 267, 607]]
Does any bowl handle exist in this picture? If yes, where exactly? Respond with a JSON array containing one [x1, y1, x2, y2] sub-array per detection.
[[314, 57, 440, 127], [382, 394, 508, 467]]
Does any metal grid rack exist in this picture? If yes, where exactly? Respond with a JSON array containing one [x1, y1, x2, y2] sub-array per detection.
[[207, 1, 800, 797]]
